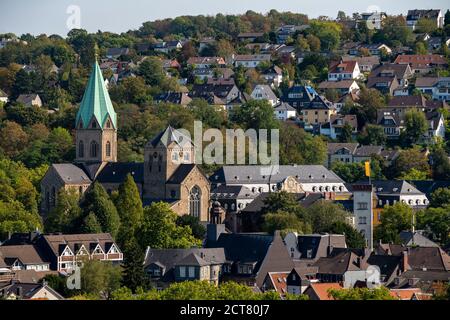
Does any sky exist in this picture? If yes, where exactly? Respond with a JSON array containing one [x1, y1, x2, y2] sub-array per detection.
[[0, 0, 449, 36]]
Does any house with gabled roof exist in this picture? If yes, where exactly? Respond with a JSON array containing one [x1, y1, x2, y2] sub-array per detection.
[[0, 88, 8, 103], [328, 60, 361, 81], [16, 94, 42, 107], [250, 84, 279, 106], [407, 9, 444, 30], [0, 280, 64, 300], [205, 226, 295, 289], [143, 247, 226, 288], [303, 282, 343, 300]]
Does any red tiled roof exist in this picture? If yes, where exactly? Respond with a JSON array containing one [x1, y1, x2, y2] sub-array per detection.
[[389, 288, 422, 300], [267, 272, 289, 295], [394, 54, 447, 66], [309, 283, 343, 300], [330, 60, 357, 74]]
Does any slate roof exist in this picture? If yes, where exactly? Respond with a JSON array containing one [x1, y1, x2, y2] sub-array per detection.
[[353, 145, 383, 157], [314, 249, 363, 275], [407, 247, 450, 271], [0, 245, 48, 266], [274, 102, 296, 112], [408, 180, 450, 198], [370, 180, 424, 196], [342, 55, 380, 67], [251, 84, 278, 101], [166, 164, 196, 184], [407, 9, 442, 20], [17, 94, 40, 105], [106, 48, 129, 57], [318, 80, 357, 90], [327, 143, 359, 155], [42, 233, 118, 257], [52, 164, 92, 185], [144, 248, 226, 281], [387, 95, 428, 108], [415, 77, 440, 87], [369, 63, 411, 80], [366, 254, 402, 282], [211, 165, 345, 185], [296, 234, 347, 260], [75, 61, 117, 129], [0, 281, 64, 300], [399, 231, 439, 248], [155, 92, 192, 105], [95, 162, 144, 184], [148, 126, 193, 148], [210, 185, 259, 200]]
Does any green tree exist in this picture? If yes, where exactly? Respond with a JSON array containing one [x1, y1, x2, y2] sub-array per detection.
[[138, 57, 165, 87], [415, 18, 438, 34], [302, 201, 349, 233], [339, 123, 354, 143], [279, 123, 327, 165], [82, 212, 103, 233], [329, 287, 396, 300], [263, 211, 310, 236], [374, 203, 413, 243], [121, 238, 148, 292], [417, 207, 450, 245], [430, 147, 450, 180], [137, 202, 201, 250], [81, 183, 120, 238], [45, 188, 82, 233], [331, 161, 365, 183], [80, 259, 122, 299], [176, 215, 206, 240], [359, 124, 386, 146], [114, 174, 143, 247], [329, 221, 366, 248], [403, 110, 428, 145], [390, 147, 430, 179], [230, 100, 280, 131], [429, 188, 450, 208], [0, 120, 29, 158]]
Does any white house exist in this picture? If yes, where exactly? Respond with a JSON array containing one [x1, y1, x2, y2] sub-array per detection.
[[415, 77, 450, 101], [274, 102, 297, 121], [328, 61, 361, 81], [250, 84, 279, 106], [211, 165, 350, 195], [0, 89, 8, 104], [407, 9, 444, 30], [233, 54, 271, 68]]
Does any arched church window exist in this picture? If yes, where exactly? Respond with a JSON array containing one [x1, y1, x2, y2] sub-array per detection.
[[90, 141, 98, 158], [92, 121, 97, 129], [106, 141, 111, 157], [189, 186, 201, 218], [79, 140, 84, 158], [106, 120, 111, 128]]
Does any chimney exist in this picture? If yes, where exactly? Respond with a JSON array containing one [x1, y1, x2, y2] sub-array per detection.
[[207, 224, 225, 244], [402, 251, 409, 272]]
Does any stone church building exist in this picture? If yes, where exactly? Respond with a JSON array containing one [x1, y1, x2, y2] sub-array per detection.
[[40, 60, 211, 222]]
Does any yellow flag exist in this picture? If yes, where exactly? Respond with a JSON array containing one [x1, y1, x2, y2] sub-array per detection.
[[365, 161, 371, 177]]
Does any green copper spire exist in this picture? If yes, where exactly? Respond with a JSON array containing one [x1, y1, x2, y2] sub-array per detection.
[[75, 60, 117, 129]]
